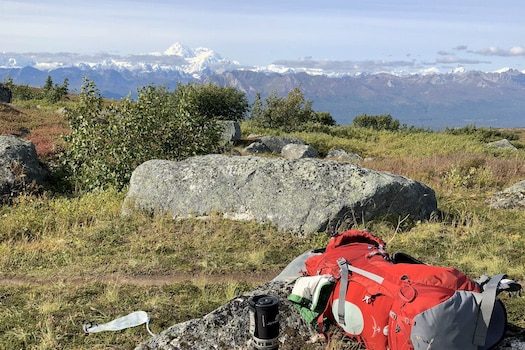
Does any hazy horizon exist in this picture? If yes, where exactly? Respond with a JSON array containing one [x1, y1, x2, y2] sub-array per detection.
[[1, 0, 525, 73]]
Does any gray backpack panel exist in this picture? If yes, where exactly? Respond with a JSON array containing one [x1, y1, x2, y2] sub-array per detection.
[[410, 290, 506, 350]]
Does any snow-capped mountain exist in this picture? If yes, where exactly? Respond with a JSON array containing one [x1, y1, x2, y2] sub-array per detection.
[[1, 42, 525, 128], [0, 42, 239, 77], [1, 42, 501, 78]]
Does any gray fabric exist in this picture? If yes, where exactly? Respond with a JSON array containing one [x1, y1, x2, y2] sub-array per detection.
[[411, 291, 482, 350], [337, 258, 349, 325], [346, 264, 384, 285], [480, 300, 507, 350], [272, 250, 321, 282], [473, 274, 505, 346]]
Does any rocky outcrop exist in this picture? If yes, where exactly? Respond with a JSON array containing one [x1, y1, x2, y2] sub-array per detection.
[[136, 281, 325, 350], [0, 136, 48, 202], [489, 180, 525, 209], [281, 144, 318, 159], [218, 120, 241, 146], [259, 136, 305, 153], [123, 155, 437, 235], [243, 142, 270, 154], [0, 84, 12, 103], [326, 149, 363, 163], [486, 139, 518, 151]]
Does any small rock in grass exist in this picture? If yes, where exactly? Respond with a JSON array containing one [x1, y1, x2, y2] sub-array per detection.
[[281, 144, 318, 159], [243, 142, 270, 154], [486, 139, 517, 151], [326, 148, 362, 163]]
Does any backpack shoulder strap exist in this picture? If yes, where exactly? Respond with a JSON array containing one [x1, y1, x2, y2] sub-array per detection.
[[473, 274, 505, 346]]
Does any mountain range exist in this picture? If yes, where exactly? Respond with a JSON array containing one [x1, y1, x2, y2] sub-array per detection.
[[1, 42, 524, 128]]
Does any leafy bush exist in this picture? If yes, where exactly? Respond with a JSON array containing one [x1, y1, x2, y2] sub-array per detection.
[[176, 83, 249, 121], [442, 158, 495, 189], [443, 166, 495, 189], [250, 88, 335, 131], [61, 80, 223, 191], [352, 114, 400, 131], [444, 124, 519, 142]]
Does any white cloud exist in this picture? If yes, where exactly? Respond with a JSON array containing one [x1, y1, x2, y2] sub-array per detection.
[[469, 46, 525, 57], [434, 55, 490, 64]]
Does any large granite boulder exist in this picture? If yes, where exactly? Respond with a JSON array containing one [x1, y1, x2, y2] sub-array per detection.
[[218, 120, 241, 146], [0, 84, 12, 103], [281, 144, 318, 159], [0, 136, 48, 202], [489, 180, 525, 209], [123, 155, 437, 234], [259, 136, 305, 153], [486, 139, 518, 151]]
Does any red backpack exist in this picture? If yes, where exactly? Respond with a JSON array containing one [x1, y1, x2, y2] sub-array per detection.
[[304, 229, 511, 350]]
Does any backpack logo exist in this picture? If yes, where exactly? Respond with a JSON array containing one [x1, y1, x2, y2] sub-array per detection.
[[331, 299, 364, 335]]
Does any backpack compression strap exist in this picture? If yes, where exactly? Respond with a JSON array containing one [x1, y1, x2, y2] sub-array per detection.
[[473, 274, 505, 347], [336, 258, 385, 326], [337, 258, 349, 325]]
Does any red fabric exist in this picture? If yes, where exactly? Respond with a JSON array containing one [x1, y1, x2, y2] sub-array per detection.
[[304, 229, 480, 350]]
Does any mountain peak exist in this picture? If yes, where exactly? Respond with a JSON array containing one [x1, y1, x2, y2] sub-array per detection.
[[164, 42, 195, 57]]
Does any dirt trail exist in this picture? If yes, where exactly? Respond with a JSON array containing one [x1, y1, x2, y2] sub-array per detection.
[[0, 270, 280, 287]]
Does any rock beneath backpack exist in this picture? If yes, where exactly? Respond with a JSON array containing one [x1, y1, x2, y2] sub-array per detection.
[[136, 275, 521, 350], [0, 84, 12, 103], [486, 139, 518, 151], [123, 155, 437, 235], [218, 120, 241, 146], [136, 280, 324, 350], [243, 141, 271, 154], [260, 135, 305, 153], [281, 144, 318, 160], [0, 136, 49, 202], [498, 338, 525, 349], [326, 149, 362, 163], [489, 180, 525, 209]]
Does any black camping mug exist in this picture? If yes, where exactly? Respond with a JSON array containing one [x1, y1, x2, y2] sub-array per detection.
[[248, 295, 279, 350]]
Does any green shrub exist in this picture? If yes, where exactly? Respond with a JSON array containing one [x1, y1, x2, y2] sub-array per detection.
[[442, 158, 496, 189], [43, 76, 69, 103], [3, 77, 40, 101], [250, 88, 335, 131], [61, 80, 223, 191], [176, 83, 249, 121], [444, 125, 519, 142], [3, 76, 68, 103], [352, 114, 400, 131]]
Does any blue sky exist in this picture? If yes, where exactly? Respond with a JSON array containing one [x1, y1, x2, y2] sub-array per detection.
[[1, 0, 524, 71]]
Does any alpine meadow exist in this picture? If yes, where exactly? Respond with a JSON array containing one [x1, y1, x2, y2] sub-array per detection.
[[1, 1, 525, 350]]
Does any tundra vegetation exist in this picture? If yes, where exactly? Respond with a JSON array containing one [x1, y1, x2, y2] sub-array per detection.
[[0, 80, 524, 349]]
